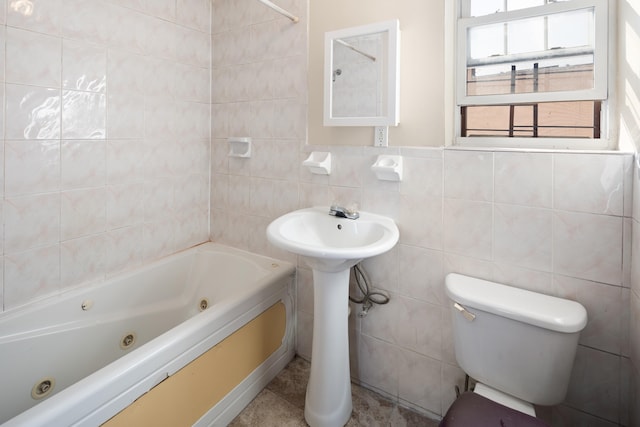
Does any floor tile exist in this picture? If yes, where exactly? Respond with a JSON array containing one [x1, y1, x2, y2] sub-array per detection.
[[229, 389, 306, 427], [231, 356, 440, 427]]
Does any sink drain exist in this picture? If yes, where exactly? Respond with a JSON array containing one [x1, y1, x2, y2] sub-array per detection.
[[31, 377, 55, 400], [198, 298, 209, 311], [120, 332, 136, 350]]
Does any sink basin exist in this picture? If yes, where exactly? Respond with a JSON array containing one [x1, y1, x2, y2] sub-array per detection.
[[266, 206, 399, 270], [266, 206, 399, 427]]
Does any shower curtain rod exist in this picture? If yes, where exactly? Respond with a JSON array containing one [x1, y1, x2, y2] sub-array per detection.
[[257, 0, 299, 23], [335, 39, 377, 62]]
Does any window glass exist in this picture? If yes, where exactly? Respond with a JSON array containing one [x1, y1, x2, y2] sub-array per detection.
[[464, 7, 595, 98], [506, 0, 545, 13], [458, 0, 607, 145], [507, 16, 545, 54], [469, 0, 571, 17], [470, 0, 506, 17], [548, 8, 591, 48], [468, 23, 505, 58], [462, 101, 600, 138]]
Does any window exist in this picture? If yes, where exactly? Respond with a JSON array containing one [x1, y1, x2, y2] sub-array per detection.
[[456, 0, 609, 147]]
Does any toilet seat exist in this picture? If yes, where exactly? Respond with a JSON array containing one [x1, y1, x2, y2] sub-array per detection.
[[439, 392, 550, 427]]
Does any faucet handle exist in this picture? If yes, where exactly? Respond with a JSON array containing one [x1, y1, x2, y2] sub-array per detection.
[[328, 204, 359, 220], [346, 202, 359, 215]]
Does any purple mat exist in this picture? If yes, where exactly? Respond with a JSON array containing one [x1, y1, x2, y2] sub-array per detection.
[[440, 392, 551, 427]]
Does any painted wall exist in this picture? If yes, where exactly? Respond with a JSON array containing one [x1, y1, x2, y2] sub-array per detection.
[[0, 0, 211, 310], [211, 0, 634, 425], [619, 0, 640, 425], [307, 0, 446, 147]]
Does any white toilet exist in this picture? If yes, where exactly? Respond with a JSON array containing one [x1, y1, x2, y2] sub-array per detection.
[[440, 273, 587, 426]]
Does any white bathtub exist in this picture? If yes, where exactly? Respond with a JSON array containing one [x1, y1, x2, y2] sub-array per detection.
[[0, 243, 296, 426]]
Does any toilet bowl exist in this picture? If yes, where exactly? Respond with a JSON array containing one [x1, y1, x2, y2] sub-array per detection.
[[440, 273, 587, 426]]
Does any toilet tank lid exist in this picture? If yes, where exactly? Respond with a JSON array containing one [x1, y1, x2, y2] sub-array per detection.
[[445, 273, 587, 333]]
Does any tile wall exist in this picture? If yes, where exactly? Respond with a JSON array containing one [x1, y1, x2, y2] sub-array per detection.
[[631, 158, 640, 427], [0, 0, 211, 310], [210, 0, 634, 425]]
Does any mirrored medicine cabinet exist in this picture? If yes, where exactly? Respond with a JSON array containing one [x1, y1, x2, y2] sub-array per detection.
[[323, 19, 401, 127]]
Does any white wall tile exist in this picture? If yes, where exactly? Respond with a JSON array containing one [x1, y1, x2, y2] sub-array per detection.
[[444, 150, 493, 201], [61, 140, 106, 189], [105, 225, 144, 275], [494, 151, 552, 208], [398, 244, 445, 305], [443, 252, 494, 282], [251, 178, 299, 219], [107, 183, 145, 229], [400, 156, 443, 198], [106, 139, 145, 185], [5, 139, 60, 196], [296, 310, 313, 360], [61, 234, 106, 288], [398, 349, 441, 414], [554, 211, 623, 285], [143, 178, 175, 222], [62, 39, 106, 92], [61, 188, 107, 240], [0, 85, 5, 143], [1, 0, 210, 314], [554, 153, 625, 216], [443, 199, 492, 260], [144, 17, 177, 59], [396, 296, 442, 360], [6, 27, 61, 87], [623, 155, 634, 217], [0, 257, 3, 310], [631, 291, 640, 379], [555, 275, 623, 355], [176, 26, 211, 68], [175, 64, 210, 104], [177, 0, 211, 33], [399, 194, 443, 250], [107, 92, 145, 138], [361, 291, 399, 345], [144, 0, 176, 21], [106, 50, 147, 96], [60, 0, 112, 45], [5, 84, 60, 140], [4, 245, 60, 309], [106, 6, 148, 55], [360, 246, 399, 292], [4, 194, 60, 253], [355, 335, 400, 397], [142, 219, 176, 260], [632, 219, 640, 299], [565, 346, 621, 423], [491, 263, 554, 295], [494, 204, 552, 272]]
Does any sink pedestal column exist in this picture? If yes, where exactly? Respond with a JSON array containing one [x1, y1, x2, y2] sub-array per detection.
[[304, 268, 352, 427]]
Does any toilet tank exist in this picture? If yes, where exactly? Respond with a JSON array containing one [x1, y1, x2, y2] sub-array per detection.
[[446, 273, 587, 406]]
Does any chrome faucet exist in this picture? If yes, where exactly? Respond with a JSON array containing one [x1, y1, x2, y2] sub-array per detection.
[[329, 204, 359, 220]]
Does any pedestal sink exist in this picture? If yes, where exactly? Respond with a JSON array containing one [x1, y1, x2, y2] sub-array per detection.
[[266, 206, 399, 427]]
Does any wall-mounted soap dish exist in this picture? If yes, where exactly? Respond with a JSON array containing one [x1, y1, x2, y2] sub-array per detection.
[[371, 155, 402, 181], [228, 137, 252, 158], [303, 151, 332, 175]]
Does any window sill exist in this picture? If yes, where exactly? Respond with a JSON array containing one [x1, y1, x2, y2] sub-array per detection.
[[454, 136, 619, 152]]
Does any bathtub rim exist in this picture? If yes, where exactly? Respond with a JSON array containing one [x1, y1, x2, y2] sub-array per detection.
[[2, 242, 295, 427], [0, 242, 291, 323]]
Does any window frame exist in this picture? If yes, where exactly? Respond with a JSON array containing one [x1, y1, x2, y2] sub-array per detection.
[[454, 0, 611, 149]]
